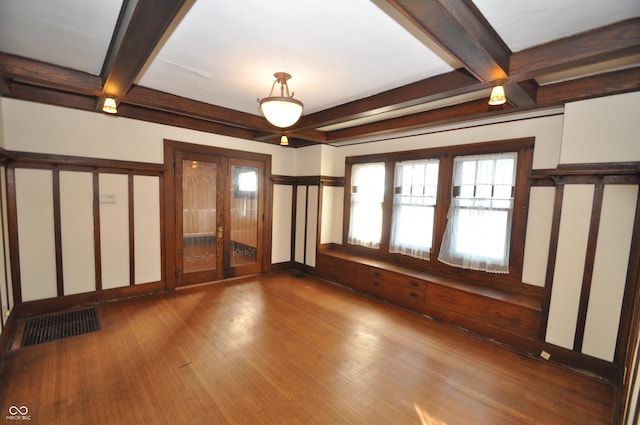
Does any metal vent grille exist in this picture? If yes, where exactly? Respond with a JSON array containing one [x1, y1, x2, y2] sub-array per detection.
[[21, 307, 100, 347]]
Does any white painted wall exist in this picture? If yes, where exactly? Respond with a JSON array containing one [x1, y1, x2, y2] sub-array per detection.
[[306, 186, 319, 267], [60, 171, 96, 295], [0, 165, 13, 324], [272, 184, 293, 264], [560, 92, 640, 164], [15, 169, 57, 302], [583, 185, 638, 361], [99, 173, 130, 290], [546, 185, 594, 350], [0, 99, 4, 149], [133, 175, 162, 285], [0, 99, 297, 175], [320, 186, 344, 245]]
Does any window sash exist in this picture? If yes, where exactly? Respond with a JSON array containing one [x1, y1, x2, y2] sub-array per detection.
[[390, 159, 439, 260], [348, 162, 385, 249], [438, 152, 517, 273]]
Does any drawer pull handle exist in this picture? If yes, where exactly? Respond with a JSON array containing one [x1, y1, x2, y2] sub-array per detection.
[[373, 271, 381, 277], [410, 292, 418, 298], [411, 281, 419, 287], [373, 281, 380, 286]]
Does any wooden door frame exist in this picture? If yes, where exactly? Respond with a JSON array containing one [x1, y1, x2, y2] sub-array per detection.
[[164, 139, 273, 290]]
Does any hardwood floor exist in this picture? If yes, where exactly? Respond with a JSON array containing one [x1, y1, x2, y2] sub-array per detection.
[[0, 271, 616, 424]]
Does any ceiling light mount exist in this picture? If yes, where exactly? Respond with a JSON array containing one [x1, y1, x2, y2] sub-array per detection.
[[259, 72, 304, 128]]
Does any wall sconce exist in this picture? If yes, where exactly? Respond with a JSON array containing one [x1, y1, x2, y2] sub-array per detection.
[[280, 135, 289, 146], [258, 72, 304, 128], [488, 85, 506, 106], [102, 97, 118, 114]]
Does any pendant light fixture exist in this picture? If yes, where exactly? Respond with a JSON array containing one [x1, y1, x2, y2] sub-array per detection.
[[258, 72, 303, 128]]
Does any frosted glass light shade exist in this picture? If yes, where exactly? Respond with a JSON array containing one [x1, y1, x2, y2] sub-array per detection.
[[260, 98, 303, 128], [102, 97, 118, 114], [488, 85, 506, 105]]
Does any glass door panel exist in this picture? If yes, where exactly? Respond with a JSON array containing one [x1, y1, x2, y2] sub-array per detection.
[[182, 159, 217, 273], [176, 152, 224, 286], [230, 165, 259, 267], [227, 159, 263, 276]]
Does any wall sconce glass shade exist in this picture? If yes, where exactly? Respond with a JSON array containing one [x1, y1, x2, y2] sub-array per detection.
[[259, 72, 303, 128], [488, 85, 506, 105], [280, 135, 289, 146], [102, 97, 118, 114]]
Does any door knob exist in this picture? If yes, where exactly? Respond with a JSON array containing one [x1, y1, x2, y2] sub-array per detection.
[[217, 226, 224, 239]]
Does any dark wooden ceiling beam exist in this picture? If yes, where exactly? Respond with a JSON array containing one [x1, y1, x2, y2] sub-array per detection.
[[7, 83, 97, 112], [124, 85, 271, 131], [253, 129, 328, 144], [326, 98, 509, 143], [0, 77, 11, 96], [295, 69, 480, 131], [117, 103, 257, 141], [537, 67, 640, 105], [101, 0, 193, 100], [384, 0, 535, 107], [0, 52, 102, 95], [510, 18, 640, 80]]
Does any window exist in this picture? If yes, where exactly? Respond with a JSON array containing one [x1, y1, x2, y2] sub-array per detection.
[[343, 138, 533, 281], [348, 162, 385, 248], [390, 159, 439, 260], [438, 152, 517, 273]]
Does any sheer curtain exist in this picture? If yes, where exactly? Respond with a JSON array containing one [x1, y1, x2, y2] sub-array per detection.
[[438, 152, 517, 273], [348, 162, 385, 249], [389, 159, 439, 259]]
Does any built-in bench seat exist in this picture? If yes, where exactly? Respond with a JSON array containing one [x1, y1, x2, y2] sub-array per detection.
[[314, 247, 543, 353]]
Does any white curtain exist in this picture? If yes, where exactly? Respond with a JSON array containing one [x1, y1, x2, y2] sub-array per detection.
[[390, 159, 439, 259], [438, 152, 517, 273], [348, 162, 385, 249]]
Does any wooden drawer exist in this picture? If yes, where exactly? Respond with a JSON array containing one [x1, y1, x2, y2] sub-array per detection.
[[361, 266, 426, 292], [360, 266, 426, 302]]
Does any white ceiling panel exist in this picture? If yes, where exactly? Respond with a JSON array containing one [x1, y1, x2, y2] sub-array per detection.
[[0, 0, 123, 75], [138, 0, 453, 115], [474, 0, 640, 52]]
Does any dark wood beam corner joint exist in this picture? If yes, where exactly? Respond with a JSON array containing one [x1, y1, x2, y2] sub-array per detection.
[[0, 76, 11, 96]]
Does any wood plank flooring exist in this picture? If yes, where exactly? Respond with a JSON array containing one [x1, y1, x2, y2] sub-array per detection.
[[0, 271, 616, 424]]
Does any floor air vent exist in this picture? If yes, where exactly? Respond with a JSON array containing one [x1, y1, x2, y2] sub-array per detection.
[[21, 307, 100, 347]]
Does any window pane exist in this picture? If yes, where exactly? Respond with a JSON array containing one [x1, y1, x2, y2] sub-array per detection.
[[438, 152, 517, 273], [348, 162, 385, 248], [390, 159, 439, 259]]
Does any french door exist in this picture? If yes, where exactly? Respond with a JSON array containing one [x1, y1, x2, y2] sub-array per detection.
[[175, 151, 264, 286]]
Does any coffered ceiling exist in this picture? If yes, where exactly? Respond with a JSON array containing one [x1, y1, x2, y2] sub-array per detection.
[[0, 0, 639, 147]]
